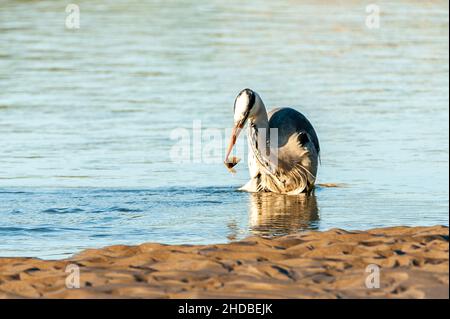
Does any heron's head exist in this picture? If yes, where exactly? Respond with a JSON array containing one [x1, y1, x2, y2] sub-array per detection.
[[225, 88, 262, 161]]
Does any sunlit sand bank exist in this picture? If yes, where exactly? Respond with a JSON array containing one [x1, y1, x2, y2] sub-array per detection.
[[0, 226, 447, 299]]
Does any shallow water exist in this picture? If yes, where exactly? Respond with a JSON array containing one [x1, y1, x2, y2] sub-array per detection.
[[0, 0, 448, 259]]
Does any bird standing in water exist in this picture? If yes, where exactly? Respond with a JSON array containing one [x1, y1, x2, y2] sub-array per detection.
[[225, 88, 320, 195]]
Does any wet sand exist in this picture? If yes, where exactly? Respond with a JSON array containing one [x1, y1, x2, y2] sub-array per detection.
[[0, 226, 448, 299]]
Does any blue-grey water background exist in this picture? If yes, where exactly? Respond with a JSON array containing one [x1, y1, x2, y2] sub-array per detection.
[[0, 0, 448, 259]]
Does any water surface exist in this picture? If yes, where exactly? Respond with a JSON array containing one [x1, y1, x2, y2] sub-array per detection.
[[0, 0, 448, 259]]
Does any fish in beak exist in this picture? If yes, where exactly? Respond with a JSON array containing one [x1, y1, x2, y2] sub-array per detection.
[[224, 124, 242, 173]]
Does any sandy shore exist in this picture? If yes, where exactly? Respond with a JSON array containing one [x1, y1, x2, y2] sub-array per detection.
[[0, 226, 448, 299]]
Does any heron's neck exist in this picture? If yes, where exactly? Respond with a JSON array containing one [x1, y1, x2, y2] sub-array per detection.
[[248, 104, 270, 153], [249, 104, 269, 131], [248, 103, 276, 175]]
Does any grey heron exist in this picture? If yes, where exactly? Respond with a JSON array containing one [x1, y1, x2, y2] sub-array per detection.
[[225, 88, 320, 195]]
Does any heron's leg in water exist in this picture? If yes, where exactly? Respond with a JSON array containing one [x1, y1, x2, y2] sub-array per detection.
[[238, 178, 259, 192]]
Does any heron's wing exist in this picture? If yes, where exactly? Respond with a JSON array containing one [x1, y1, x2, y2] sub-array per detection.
[[268, 107, 320, 154], [268, 107, 320, 192]]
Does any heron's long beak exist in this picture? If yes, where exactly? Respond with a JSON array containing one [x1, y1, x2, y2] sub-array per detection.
[[225, 124, 242, 162]]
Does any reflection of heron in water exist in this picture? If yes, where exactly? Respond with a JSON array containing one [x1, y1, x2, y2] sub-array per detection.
[[248, 192, 319, 237]]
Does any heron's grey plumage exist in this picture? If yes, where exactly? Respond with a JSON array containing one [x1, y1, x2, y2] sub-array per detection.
[[236, 90, 320, 195]]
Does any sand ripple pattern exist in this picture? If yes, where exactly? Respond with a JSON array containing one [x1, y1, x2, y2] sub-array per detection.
[[0, 226, 448, 298]]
